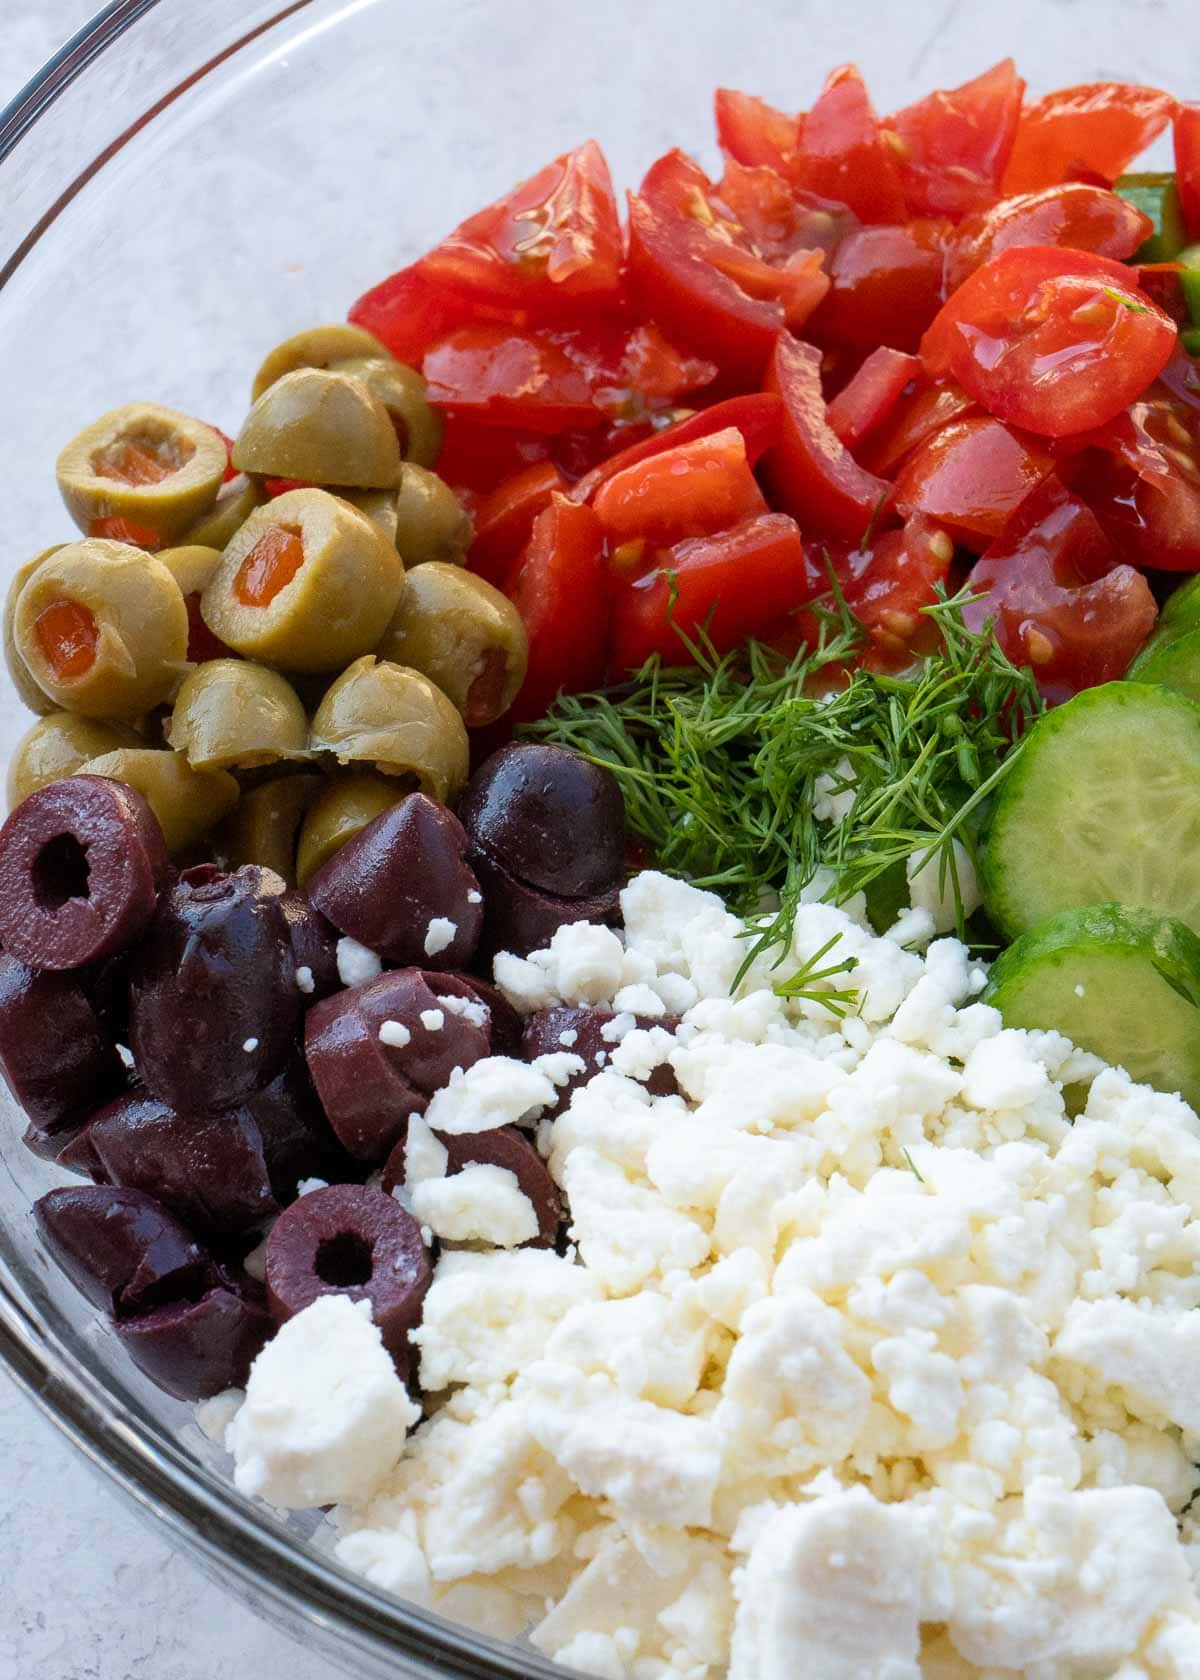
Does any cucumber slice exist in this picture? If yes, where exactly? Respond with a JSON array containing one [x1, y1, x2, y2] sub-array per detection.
[[984, 904, 1200, 1107], [981, 682, 1200, 937], [1152, 573, 1200, 641], [1127, 624, 1200, 702]]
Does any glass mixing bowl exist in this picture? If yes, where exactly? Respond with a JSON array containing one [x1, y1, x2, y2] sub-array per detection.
[[0, 1, 1187, 1674]]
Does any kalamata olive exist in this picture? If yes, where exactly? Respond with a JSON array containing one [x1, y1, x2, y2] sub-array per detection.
[[307, 792, 482, 969], [86, 1091, 278, 1236], [521, 1005, 681, 1116], [35, 1185, 208, 1316], [266, 1183, 431, 1358], [471, 848, 622, 959], [242, 1057, 350, 1202], [117, 1285, 272, 1400], [0, 775, 168, 970], [129, 863, 299, 1110], [381, 1124, 561, 1247], [53, 1120, 109, 1179], [304, 969, 491, 1161], [459, 743, 625, 898], [447, 974, 523, 1056], [0, 953, 123, 1134], [81, 949, 133, 1045], [278, 888, 340, 1000]]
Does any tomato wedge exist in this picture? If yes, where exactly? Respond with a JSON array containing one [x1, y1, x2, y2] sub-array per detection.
[[627, 150, 831, 381], [1002, 82, 1177, 194], [859, 381, 976, 478], [1068, 388, 1200, 573], [888, 59, 1025, 220], [469, 461, 567, 586], [610, 512, 813, 671], [826, 348, 923, 451], [717, 161, 854, 264], [349, 264, 485, 367], [1176, 105, 1200, 241], [946, 183, 1153, 290], [809, 221, 949, 352], [593, 427, 767, 549], [571, 393, 782, 504], [921, 246, 1176, 437], [764, 334, 892, 541], [790, 65, 906, 224], [894, 416, 1056, 546], [506, 496, 608, 719], [714, 89, 799, 175], [964, 476, 1157, 701]]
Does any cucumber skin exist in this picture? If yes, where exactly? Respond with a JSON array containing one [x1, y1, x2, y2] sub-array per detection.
[[985, 902, 1200, 1005], [1127, 626, 1200, 703], [980, 681, 1200, 939]]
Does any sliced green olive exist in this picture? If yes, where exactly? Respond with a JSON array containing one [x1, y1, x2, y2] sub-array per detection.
[[166, 659, 310, 771], [5, 548, 64, 715], [332, 356, 444, 469], [156, 543, 222, 598], [6, 712, 142, 808], [225, 770, 324, 880], [14, 540, 189, 719], [250, 324, 390, 402], [177, 473, 266, 549], [376, 562, 528, 726], [200, 488, 403, 672], [308, 656, 469, 802], [83, 748, 239, 854], [233, 368, 401, 489], [337, 488, 399, 548], [295, 770, 405, 886], [393, 463, 474, 567], [56, 403, 228, 543]]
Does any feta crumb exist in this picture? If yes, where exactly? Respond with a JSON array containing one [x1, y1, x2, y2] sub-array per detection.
[[115, 1042, 135, 1070], [412, 1164, 538, 1247], [558, 1028, 579, 1048], [296, 1177, 328, 1197], [424, 1056, 558, 1134], [467, 889, 483, 905], [295, 965, 315, 995], [424, 917, 457, 957], [336, 937, 383, 987], [436, 993, 489, 1029], [420, 1009, 445, 1032], [242, 1037, 259, 1053], [379, 1019, 412, 1048]]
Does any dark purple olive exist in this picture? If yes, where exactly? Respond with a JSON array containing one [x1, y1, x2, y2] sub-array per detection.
[[521, 1005, 680, 1116], [242, 1057, 351, 1202], [0, 953, 123, 1133], [129, 864, 299, 1111], [382, 1124, 561, 1247], [459, 743, 625, 898], [308, 793, 483, 970], [448, 974, 523, 1056], [278, 889, 340, 1001], [266, 1183, 431, 1358], [304, 969, 491, 1161], [80, 950, 133, 1045], [471, 848, 622, 960], [86, 1092, 277, 1236], [35, 1185, 208, 1316], [0, 775, 168, 970], [116, 1286, 272, 1400]]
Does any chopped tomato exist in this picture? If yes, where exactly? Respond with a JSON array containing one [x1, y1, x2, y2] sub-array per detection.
[[423, 321, 715, 435], [470, 461, 567, 586], [571, 392, 782, 503], [627, 150, 831, 382], [610, 512, 813, 671], [1176, 105, 1200, 240], [888, 59, 1025, 220], [809, 221, 949, 352], [921, 246, 1176, 437], [1002, 82, 1177, 194], [826, 347, 923, 450], [184, 594, 230, 663], [964, 475, 1157, 701], [714, 88, 800, 175], [349, 264, 483, 367], [263, 476, 315, 498], [1135, 262, 1191, 326], [87, 515, 161, 548], [763, 333, 892, 541], [858, 381, 976, 478], [717, 161, 854, 263], [211, 427, 238, 483], [790, 65, 906, 224], [593, 426, 766, 549], [894, 415, 1056, 547], [946, 183, 1153, 290], [34, 599, 98, 682], [506, 496, 608, 719], [435, 419, 555, 498], [1067, 388, 1200, 572], [234, 525, 305, 607]]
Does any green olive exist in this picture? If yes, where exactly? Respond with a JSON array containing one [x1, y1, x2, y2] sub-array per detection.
[[83, 748, 239, 854], [337, 489, 399, 548], [166, 659, 310, 771], [225, 771, 324, 880], [56, 404, 228, 543], [5, 549, 64, 715], [156, 543, 222, 599], [233, 368, 401, 489], [13, 540, 189, 719], [200, 488, 403, 672], [331, 357, 443, 469], [376, 563, 528, 726], [6, 712, 142, 808], [393, 463, 474, 567], [308, 656, 469, 802], [177, 473, 266, 549], [295, 771, 405, 886], [250, 324, 389, 402]]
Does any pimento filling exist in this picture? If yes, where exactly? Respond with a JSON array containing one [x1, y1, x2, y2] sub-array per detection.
[[34, 598, 99, 682], [234, 525, 305, 607]]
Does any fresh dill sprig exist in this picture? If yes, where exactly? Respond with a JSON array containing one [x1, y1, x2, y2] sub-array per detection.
[[523, 586, 1043, 961], [773, 932, 860, 1018]]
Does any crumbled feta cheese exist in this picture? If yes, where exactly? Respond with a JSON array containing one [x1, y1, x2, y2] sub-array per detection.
[[557, 1028, 578, 1047], [115, 1042, 135, 1070], [424, 917, 457, 957], [378, 1019, 412, 1049], [436, 993, 489, 1029], [466, 889, 482, 905], [419, 1008, 445, 1032], [295, 965, 315, 995], [411, 1164, 538, 1248], [402, 1115, 447, 1188], [905, 840, 981, 935], [296, 1177, 327, 1197], [336, 937, 383, 987], [242, 1037, 259, 1053], [424, 1057, 558, 1135]]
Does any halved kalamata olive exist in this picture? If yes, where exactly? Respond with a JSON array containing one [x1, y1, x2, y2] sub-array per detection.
[[81, 949, 132, 1045], [0, 953, 123, 1134], [278, 888, 340, 1000], [266, 1183, 431, 1358], [129, 863, 299, 1110], [448, 974, 523, 1056], [382, 1123, 561, 1247], [35, 1185, 208, 1316], [521, 1005, 680, 1116], [307, 792, 482, 969], [459, 743, 625, 898], [471, 848, 622, 959], [0, 775, 169, 970], [86, 1092, 277, 1236], [54, 1120, 109, 1179], [242, 1057, 350, 1202], [304, 969, 491, 1161], [117, 1285, 272, 1400]]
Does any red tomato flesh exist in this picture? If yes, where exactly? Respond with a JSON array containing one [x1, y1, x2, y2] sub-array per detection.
[[593, 427, 767, 548], [791, 65, 906, 224], [1067, 388, 1200, 572], [506, 496, 608, 719], [1003, 82, 1177, 194], [572, 393, 782, 505], [888, 59, 1025, 220], [826, 348, 923, 451], [946, 184, 1152, 290], [470, 461, 567, 586], [714, 88, 800, 176], [1176, 105, 1200, 241], [894, 415, 1056, 546], [809, 221, 949, 352]]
